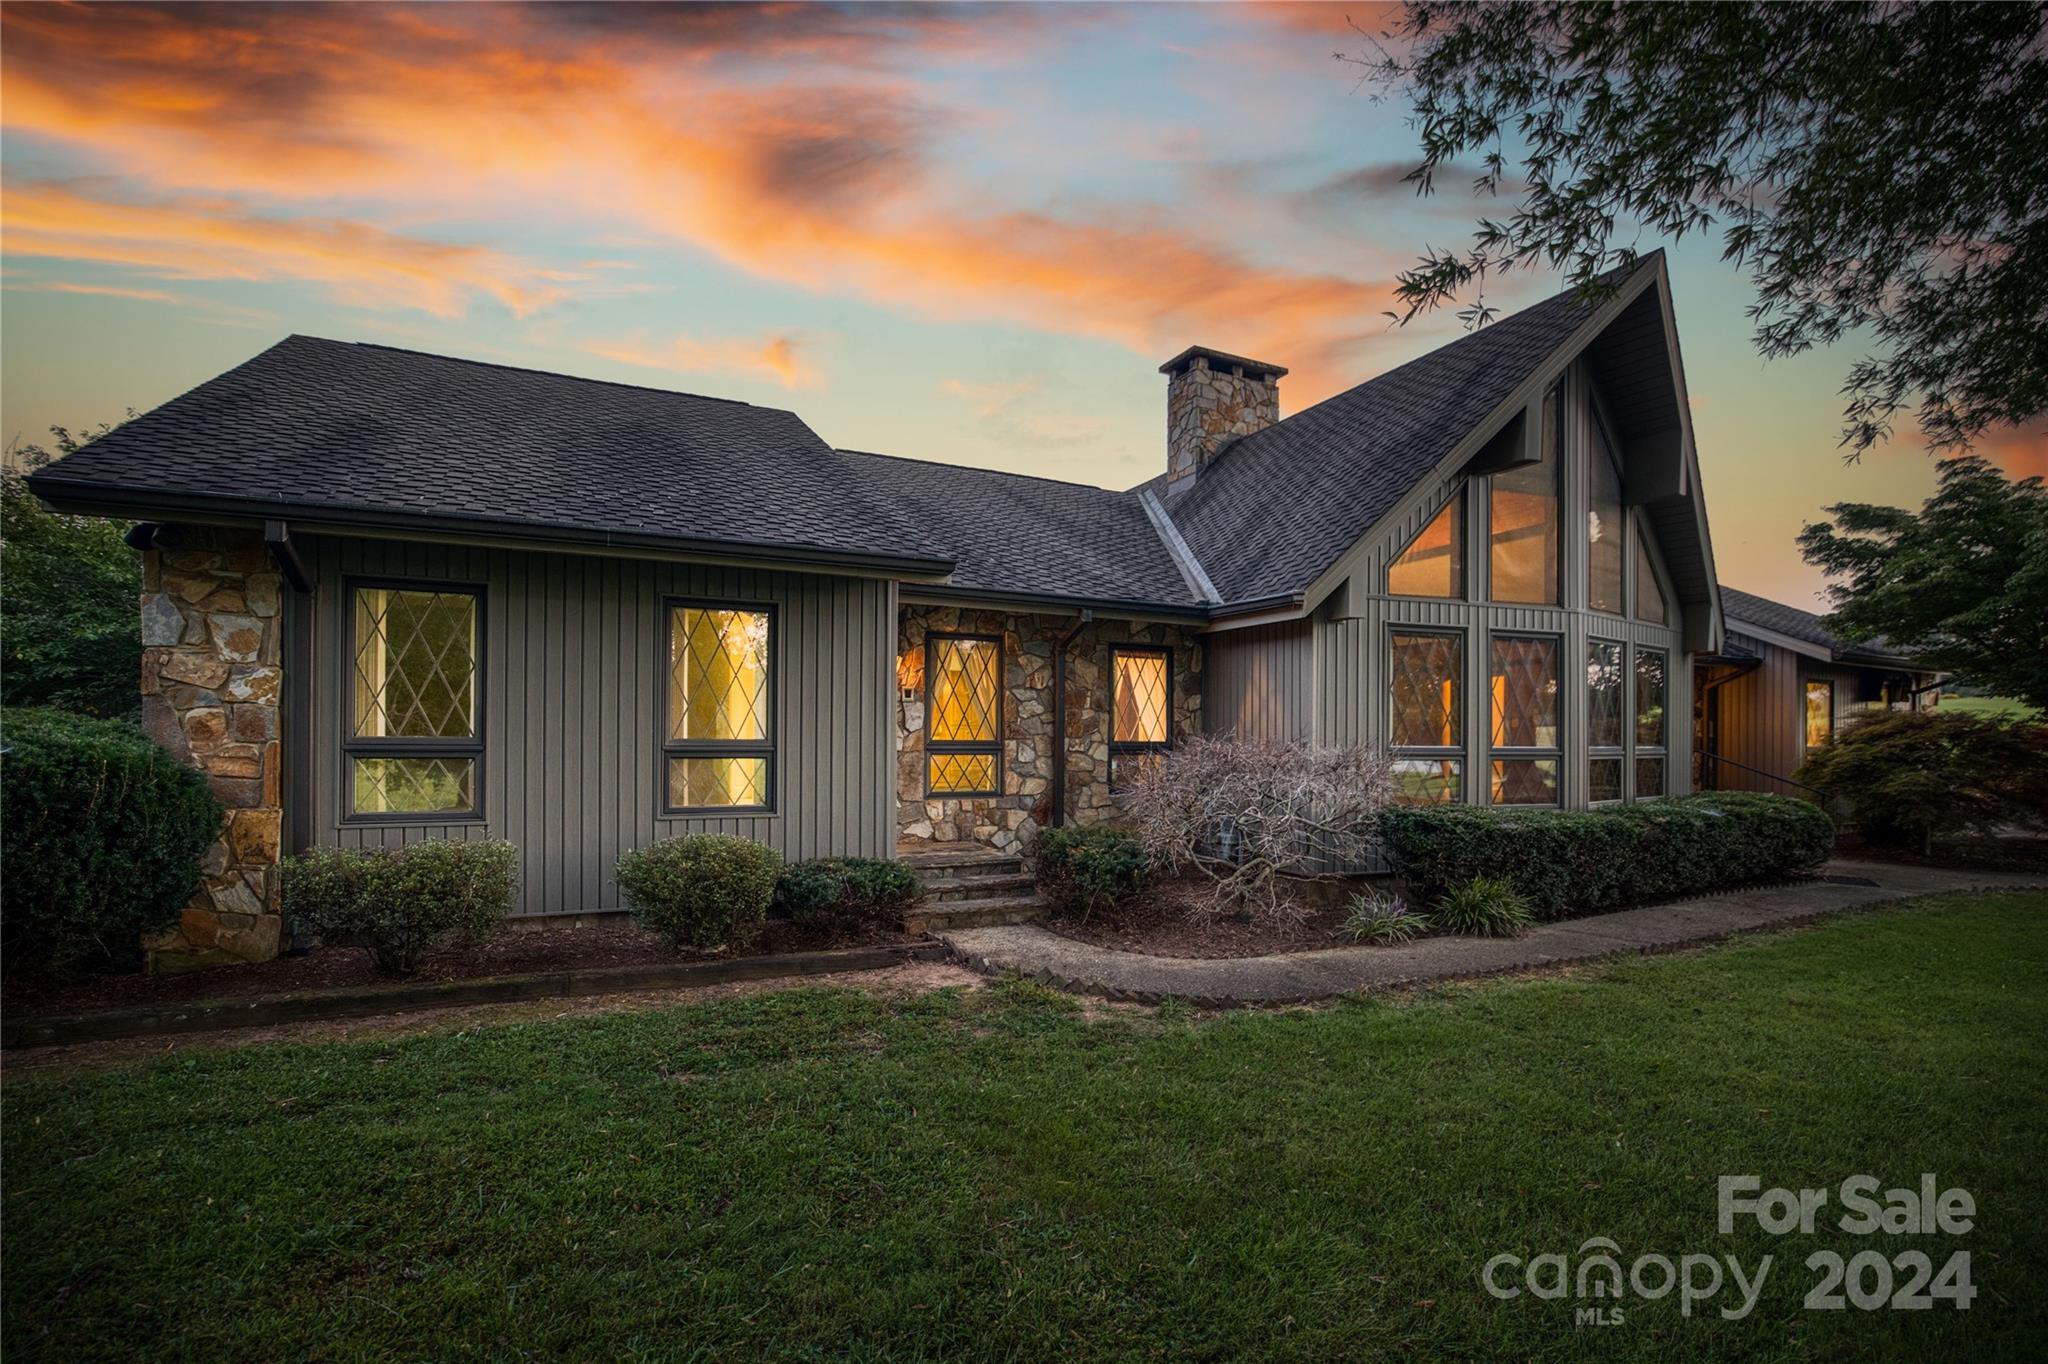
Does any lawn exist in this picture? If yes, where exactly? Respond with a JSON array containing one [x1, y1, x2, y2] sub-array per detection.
[[6, 892, 2046, 1362], [1935, 694, 2042, 720]]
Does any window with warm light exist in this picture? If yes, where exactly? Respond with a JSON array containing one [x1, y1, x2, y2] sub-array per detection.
[[1589, 418, 1625, 614], [1805, 678, 1835, 753], [1109, 647, 1171, 790], [1490, 634, 1561, 804], [665, 602, 774, 812], [1636, 648, 1667, 798], [1490, 388, 1560, 604], [1390, 630, 1463, 803], [348, 581, 482, 818], [1388, 491, 1463, 598], [927, 634, 1001, 795], [1587, 639, 1624, 803]]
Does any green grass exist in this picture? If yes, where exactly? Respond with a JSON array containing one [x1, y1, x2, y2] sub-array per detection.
[[1936, 694, 2042, 720], [7, 893, 2047, 1362]]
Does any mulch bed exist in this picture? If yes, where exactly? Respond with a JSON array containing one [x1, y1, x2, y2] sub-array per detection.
[[1045, 880, 1362, 960], [1838, 834, 2048, 876], [5, 915, 920, 1020]]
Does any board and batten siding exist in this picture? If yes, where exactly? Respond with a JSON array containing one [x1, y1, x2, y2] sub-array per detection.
[[1204, 621, 1313, 742], [1707, 630, 1873, 795], [299, 535, 895, 917]]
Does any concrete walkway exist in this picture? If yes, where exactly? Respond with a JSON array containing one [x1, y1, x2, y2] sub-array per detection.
[[938, 860, 2045, 1007]]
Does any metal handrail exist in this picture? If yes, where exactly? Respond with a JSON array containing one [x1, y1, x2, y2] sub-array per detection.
[[1700, 752, 1828, 798]]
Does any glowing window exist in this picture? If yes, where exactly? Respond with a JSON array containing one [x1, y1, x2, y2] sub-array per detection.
[[1389, 493, 1463, 598], [1589, 421, 1625, 614], [1490, 389, 1559, 604], [347, 583, 481, 818], [927, 635, 1001, 795], [665, 604, 775, 811], [1390, 631, 1463, 803]]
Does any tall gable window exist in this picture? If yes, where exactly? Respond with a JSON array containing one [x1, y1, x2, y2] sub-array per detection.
[[1490, 634, 1561, 804], [1388, 491, 1463, 599], [1634, 532, 1669, 624], [1635, 648, 1668, 797], [1586, 640, 1625, 802], [1109, 647, 1171, 789], [348, 582, 482, 818], [927, 634, 1001, 795], [666, 603, 774, 812], [1390, 631, 1463, 803], [1588, 418, 1625, 614], [1490, 387, 1560, 604]]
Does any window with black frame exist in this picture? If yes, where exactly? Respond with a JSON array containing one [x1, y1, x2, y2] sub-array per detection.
[[1109, 647, 1171, 789], [665, 602, 775, 812], [927, 634, 1001, 796], [1587, 639, 1625, 802], [1490, 635, 1561, 805], [347, 581, 482, 818], [1636, 647, 1668, 798], [1390, 630, 1465, 803]]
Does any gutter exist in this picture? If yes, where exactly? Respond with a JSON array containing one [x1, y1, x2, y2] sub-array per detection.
[[24, 476, 957, 580], [902, 582, 1213, 621], [1049, 609, 1094, 829]]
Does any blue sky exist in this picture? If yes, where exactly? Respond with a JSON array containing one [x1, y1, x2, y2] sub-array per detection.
[[3, 1, 2036, 608]]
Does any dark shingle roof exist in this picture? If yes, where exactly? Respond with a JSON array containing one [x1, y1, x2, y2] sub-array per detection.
[[839, 450, 1198, 606], [1164, 272, 1621, 603], [29, 335, 944, 570], [1720, 586, 1918, 666]]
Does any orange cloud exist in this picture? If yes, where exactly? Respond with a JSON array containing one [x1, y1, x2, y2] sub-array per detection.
[[586, 331, 818, 389], [0, 2, 1399, 396], [2, 182, 566, 318]]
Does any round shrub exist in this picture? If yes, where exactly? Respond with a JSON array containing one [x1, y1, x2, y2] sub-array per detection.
[[836, 857, 923, 916], [776, 858, 848, 921], [1033, 825, 1150, 921], [615, 833, 781, 952], [282, 838, 518, 974], [0, 707, 223, 975]]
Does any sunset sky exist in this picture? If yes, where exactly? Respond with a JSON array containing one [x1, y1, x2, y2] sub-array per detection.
[[3, 0, 2039, 609]]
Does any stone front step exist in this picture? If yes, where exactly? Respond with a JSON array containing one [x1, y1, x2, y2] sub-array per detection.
[[925, 872, 1037, 903], [904, 895, 1046, 935], [899, 848, 1027, 878]]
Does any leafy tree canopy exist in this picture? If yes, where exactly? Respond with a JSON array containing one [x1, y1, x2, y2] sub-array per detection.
[[2, 421, 140, 718], [1799, 456, 2048, 708], [1358, 1, 2048, 454]]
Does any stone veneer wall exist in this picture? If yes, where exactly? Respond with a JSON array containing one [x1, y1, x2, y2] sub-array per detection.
[[136, 525, 285, 968], [895, 606, 1201, 853]]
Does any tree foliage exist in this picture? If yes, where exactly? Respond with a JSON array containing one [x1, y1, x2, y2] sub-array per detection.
[[1795, 709, 2048, 852], [1799, 456, 2048, 708], [1356, 1, 2048, 454], [2, 420, 140, 717]]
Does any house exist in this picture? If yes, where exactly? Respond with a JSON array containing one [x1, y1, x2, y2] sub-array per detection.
[[27, 251, 1720, 967], [1697, 585, 1938, 794]]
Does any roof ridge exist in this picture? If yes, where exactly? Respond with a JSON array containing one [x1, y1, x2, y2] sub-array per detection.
[[835, 446, 1136, 497], [295, 335, 767, 410]]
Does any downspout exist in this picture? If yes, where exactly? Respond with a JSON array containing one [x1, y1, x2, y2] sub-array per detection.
[[1048, 609, 1094, 828]]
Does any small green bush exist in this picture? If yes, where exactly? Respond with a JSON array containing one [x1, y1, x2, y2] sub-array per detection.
[[615, 834, 781, 951], [1, 708, 223, 975], [1033, 825, 1151, 920], [1796, 710, 2048, 851], [282, 838, 518, 973], [1381, 792, 1836, 920], [1342, 890, 1429, 944], [1433, 876, 1535, 937], [837, 857, 923, 915], [775, 858, 849, 921]]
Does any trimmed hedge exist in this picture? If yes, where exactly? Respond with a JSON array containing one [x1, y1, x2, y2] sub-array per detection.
[[1, 707, 223, 975], [1381, 792, 1836, 919], [615, 834, 781, 951], [774, 856, 924, 922], [282, 839, 519, 974]]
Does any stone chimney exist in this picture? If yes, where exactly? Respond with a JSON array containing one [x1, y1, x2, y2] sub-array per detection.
[[1160, 346, 1287, 497]]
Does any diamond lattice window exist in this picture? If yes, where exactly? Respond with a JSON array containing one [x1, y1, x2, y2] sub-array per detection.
[[1490, 635, 1560, 805], [346, 583, 482, 819], [1587, 641, 1625, 749], [1109, 648, 1171, 791], [664, 604, 774, 811], [1390, 632, 1464, 804], [927, 635, 1001, 795], [1636, 756, 1666, 799]]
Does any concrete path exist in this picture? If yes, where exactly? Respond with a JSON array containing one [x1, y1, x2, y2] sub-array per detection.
[[938, 860, 2045, 1007]]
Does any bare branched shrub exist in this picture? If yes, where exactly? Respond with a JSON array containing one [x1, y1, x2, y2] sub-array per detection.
[[1122, 736, 1396, 918]]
